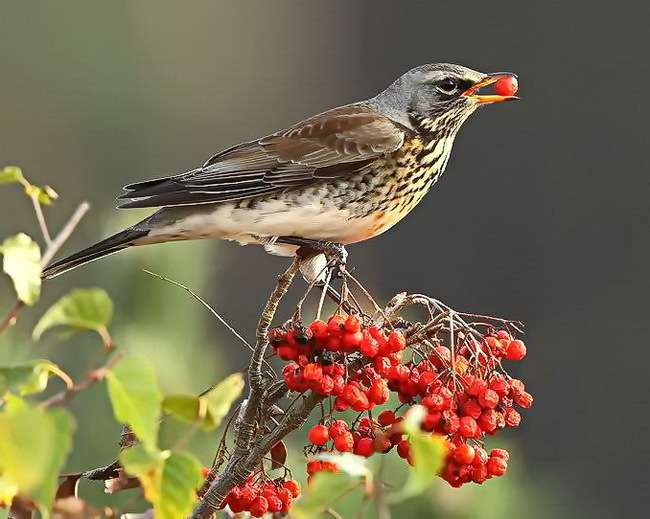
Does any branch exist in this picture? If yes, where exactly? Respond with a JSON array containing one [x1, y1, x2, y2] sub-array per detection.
[[191, 258, 304, 519], [233, 257, 301, 454], [191, 391, 324, 519], [0, 201, 90, 335]]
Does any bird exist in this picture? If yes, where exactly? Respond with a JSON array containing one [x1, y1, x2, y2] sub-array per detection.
[[42, 63, 517, 280]]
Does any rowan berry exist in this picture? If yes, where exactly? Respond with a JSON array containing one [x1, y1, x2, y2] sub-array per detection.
[[494, 76, 518, 97], [308, 424, 330, 446]]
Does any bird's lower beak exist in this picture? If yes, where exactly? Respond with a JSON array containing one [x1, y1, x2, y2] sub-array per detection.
[[462, 73, 519, 104]]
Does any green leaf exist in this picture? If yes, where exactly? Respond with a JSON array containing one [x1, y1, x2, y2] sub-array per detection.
[[0, 166, 24, 185], [106, 356, 162, 452], [120, 445, 202, 519], [0, 359, 70, 396], [24, 184, 58, 205], [33, 288, 113, 342], [291, 471, 358, 519], [0, 399, 75, 513], [162, 372, 244, 430], [0, 233, 41, 305], [202, 372, 244, 428], [389, 405, 447, 503]]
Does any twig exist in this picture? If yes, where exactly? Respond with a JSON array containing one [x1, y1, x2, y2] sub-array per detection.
[[44, 352, 123, 408], [191, 258, 304, 519], [30, 195, 52, 246], [40, 202, 90, 266], [233, 257, 301, 454], [191, 391, 324, 519], [142, 269, 258, 357], [0, 201, 90, 335]]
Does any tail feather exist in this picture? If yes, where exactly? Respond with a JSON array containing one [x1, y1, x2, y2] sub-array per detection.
[[42, 227, 149, 279]]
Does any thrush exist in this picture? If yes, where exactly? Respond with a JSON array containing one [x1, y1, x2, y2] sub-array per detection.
[[42, 63, 517, 280]]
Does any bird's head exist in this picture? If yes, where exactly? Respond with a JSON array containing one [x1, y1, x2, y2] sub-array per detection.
[[373, 63, 518, 134]]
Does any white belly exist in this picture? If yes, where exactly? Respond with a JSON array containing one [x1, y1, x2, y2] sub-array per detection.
[[147, 199, 385, 255]]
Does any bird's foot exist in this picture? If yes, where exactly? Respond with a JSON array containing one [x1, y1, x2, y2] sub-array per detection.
[[276, 237, 348, 267]]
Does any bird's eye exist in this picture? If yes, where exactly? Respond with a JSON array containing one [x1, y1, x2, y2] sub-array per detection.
[[437, 77, 458, 94]]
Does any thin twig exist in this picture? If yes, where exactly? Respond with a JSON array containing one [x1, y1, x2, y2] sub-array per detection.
[[44, 353, 123, 408], [30, 196, 52, 246], [142, 269, 256, 356]]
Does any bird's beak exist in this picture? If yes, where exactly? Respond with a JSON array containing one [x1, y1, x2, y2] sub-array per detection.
[[462, 72, 519, 104]]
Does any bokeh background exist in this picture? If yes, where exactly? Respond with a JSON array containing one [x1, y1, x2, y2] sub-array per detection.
[[1, 1, 649, 517]]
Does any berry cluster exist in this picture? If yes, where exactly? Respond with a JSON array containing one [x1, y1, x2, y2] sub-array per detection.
[[221, 476, 300, 517], [270, 314, 533, 488]]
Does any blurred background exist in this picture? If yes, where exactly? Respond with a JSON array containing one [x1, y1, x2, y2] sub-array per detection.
[[1, 0, 648, 517]]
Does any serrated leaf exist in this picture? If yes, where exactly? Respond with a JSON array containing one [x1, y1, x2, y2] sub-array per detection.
[[33, 288, 113, 342], [389, 405, 447, 503], [162, 373, 243, 430], [290, 471, 358, 519], [120, 445, 202, 519], [0, 400, 75, 513], [0, 233, 41, 305], [0, 166, 24, 185], [0, 359, 70, 396], [106, 356, 162, 452]]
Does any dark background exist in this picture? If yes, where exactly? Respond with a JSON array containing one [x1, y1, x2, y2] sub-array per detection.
[[1, 1, 648, 517]]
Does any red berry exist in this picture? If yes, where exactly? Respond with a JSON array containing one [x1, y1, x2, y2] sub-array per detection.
[[478, 388, 499, 409], [397, 439, 411, 459], [309, 319, 329, 339], [490, 448, 510, 461], [459, 416, 479, 438], [471, 463, 488, 483], [303, 363, 323, 383], [486, 456, 508, 477], [283, 480, 301, 498], [504, 407, 521, 427], [354, 437, 375, 457], [461, 398, 482, 419], [514, 391, 534, 408], [378, 409, 396, 426], [308, 424, 330, 445], [453, 443, 476, 465], [388, 330, 406, 352], [276, 344, 298, 360], [344, 314, 362, 333], [478, 409, 498, 433], [329, 420, 349, 438], [467, 378, 489, 397], [306, 460, 322, 474], [249, 496, 269, 517], [368, 378, 390, 404], [493, 76, 518, 97], [505, 339, 527, 360], [373, 434, 392, 453], [327, 315, 345, 336], [334, 432, 354, 452], [266, 495, 283, 513], [359, 335, 379, 357], [341, 331, 363, 350]]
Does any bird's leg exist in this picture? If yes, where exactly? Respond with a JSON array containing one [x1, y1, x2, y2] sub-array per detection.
[[275, 236, 348, 266]]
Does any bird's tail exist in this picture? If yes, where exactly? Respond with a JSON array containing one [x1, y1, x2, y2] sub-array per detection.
[[42, 227, 150, 279]]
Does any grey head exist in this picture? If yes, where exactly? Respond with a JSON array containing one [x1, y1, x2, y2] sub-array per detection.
[[369, 63, 517, 133]]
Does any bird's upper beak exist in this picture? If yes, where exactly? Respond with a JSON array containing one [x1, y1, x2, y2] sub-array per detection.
[[462, 72, 519, 104]]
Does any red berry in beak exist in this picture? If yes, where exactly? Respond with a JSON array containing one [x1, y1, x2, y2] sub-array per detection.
[[494, 76, 518, 97]]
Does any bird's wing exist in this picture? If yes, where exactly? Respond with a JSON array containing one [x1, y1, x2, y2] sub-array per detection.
[[117, 104, 406, 208]]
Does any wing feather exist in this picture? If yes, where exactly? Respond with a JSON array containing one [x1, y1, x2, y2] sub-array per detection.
[[118, 104, 406, 208]]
